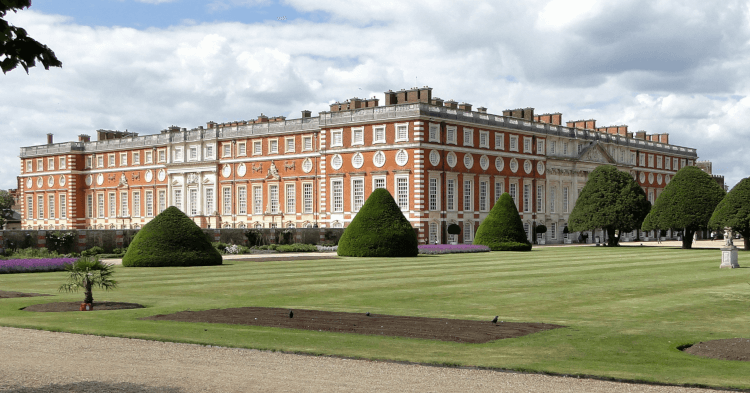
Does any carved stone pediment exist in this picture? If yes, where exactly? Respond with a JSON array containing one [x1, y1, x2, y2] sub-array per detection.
[[267, 161, 280, 180], [577, 142, 615, 164]]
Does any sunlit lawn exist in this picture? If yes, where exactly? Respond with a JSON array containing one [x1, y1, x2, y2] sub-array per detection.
[[1, 246, 749, 389]]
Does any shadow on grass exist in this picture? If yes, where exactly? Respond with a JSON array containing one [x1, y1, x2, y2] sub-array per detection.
[[2, 381, 184, 392]]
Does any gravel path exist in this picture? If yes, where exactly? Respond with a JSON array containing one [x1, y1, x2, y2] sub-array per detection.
[[0, 327, 720, 393]]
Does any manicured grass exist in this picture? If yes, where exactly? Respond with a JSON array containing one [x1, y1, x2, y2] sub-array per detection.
[[1, 247, 749, 389]]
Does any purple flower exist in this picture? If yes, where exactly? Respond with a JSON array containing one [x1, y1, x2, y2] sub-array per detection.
[[418, 245, 491, 255], [0, 258, 76, 274]]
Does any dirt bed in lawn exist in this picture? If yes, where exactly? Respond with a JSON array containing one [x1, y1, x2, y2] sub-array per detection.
[[23, 301, 145, 312], [0, 290, 51, 298], [144, 307, 562, 343], [683, 338, 750, 361]]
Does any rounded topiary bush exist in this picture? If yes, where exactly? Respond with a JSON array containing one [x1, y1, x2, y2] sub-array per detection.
[[473, 192, 532, 251], [337, 188, 418, 257], [122, 206, 223, 267]]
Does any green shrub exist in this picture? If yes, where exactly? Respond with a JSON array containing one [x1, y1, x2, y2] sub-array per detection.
[[45, 231, 77, 254], [212, 242, 229, 253], [337, 188, 418, 257], [8, 247, 60, 259], [473, 192, 532, 251], [245, 229, 264, 247], [122, 206, 223, 267], [276, 243, 317, 253], [81, 246, 105, 257]]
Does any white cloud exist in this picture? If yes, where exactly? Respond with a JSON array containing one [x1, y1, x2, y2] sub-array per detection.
[[2, 1, 750, 190]]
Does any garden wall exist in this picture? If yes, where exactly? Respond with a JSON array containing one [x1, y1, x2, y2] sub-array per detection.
[[0, 228, 347, 254]]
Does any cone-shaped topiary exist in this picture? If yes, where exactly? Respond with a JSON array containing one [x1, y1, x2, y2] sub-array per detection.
[[709, 177, 750, 250], [473, 192, 532, 251], [122, 206, 223, 267], [337, 188, 418, 257]]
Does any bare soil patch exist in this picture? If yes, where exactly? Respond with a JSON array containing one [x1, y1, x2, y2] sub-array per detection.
[[143, 307, 563, 343], [682, 338, 750, 361], [0, 290, 51, 299], [23, 302, 145, 312]]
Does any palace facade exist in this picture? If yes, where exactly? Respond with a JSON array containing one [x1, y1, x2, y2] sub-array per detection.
[[17, 86, 698, 244]]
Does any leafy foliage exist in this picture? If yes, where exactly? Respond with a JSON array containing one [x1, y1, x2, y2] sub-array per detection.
[[337, 188, 418, 257], [0, 190, 14, 228], [122, 207, 223, 267], [709, 177, 750, 250], [473, 192, 532, 251], [1, 1, 62, 74], [58, 256, 117, 303], [642, 166, 726, 249], [569, 165, 651, 246], [45, 231, 77, 254]]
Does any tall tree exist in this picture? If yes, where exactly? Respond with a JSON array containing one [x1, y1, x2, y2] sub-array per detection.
[[568, 165, 651, 247], [708, 177, 750, 250], [0, 190, 15, 229], [642, 166, 725, 249], [1, 0, 62, 74]]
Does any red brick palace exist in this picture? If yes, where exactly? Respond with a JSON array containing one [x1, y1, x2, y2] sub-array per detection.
[[18, 86, 698, 244]]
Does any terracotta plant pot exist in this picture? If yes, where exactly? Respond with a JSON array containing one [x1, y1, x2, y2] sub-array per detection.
[[80, 303, 93, 311]]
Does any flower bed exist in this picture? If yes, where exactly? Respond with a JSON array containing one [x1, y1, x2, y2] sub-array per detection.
[[418, 244, 491, 255], [0, 258, 77, 274]]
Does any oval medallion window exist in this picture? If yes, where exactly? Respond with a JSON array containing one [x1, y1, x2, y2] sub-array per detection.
[[429, 150, 440, 166], [510, 158, 518, 173], [96, 173, 104, 185], [158, 169, 166, 182], [302, 158, 313, 173], [331, 154, 343, 170], [26, 178, 32, 189], [85, 175, 92, 186], [495, 157, 505, 172], [352, 152, 364, 169], [648, 173, 654, 184], [446, 152, 457, 168], [222, 164, 231, 178], [479, 155, 489, 170], [395, 149, 408, 166], [524, 160, 532, 174], [59, 175, 66, 186], [639, 172, 646, 183], [657, 174, 663, 185], [48, 175, 54, 187], [373, 151, 386, 167], [145, 170, 153, 183], [665, 174, 671, 184], [537, 161, 545, 175], [463, 153, 473, 169], [237, 163, 247, 177]]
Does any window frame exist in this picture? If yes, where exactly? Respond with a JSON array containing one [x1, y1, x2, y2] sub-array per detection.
[[395, 122, 409, 143], [509, 135, 519, 152], [479, 130, 489, 148], [463, 128, 474, 147], [285, 137, 296, 153], [395, 176, 409, 211], [373, 125, 386, 144], [330, 129, 344, 147], [351, 127, 364, 146]]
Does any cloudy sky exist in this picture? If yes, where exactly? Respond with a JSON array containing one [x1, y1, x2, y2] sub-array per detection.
[[3, 0, 750, 190]]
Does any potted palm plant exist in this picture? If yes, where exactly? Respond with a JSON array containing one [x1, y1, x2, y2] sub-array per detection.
[[59, 256, 117, 311]]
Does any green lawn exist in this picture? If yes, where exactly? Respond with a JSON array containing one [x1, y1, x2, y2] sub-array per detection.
[[1, 247, 749, 389]]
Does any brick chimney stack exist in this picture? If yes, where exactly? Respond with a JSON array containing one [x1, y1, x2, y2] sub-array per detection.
[[47, 133, 53, 144], [78, 134, 90, 143]]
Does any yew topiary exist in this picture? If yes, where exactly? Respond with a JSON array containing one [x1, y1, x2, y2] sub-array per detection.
[[337, 188, 418, 257], [473, 192, 532, 251], [709, 177, 750, 250], [122, 206, 222, 267], [642, 166, 725, 249]]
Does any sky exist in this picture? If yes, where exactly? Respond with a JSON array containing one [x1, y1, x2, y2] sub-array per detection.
[[3, 0, 750, 190]]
